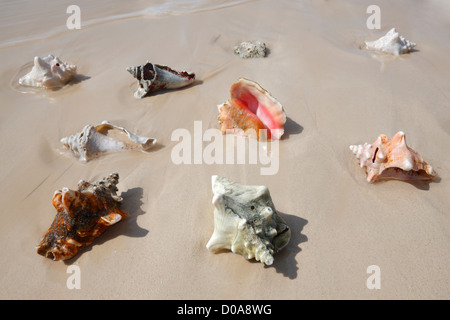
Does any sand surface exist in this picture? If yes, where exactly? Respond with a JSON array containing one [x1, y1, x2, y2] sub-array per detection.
[[0, 0, 449, 299]]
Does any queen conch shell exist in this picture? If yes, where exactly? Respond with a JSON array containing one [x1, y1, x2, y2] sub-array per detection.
[[218, 78, 286, 140], [60, 121, 156, 162], [19, 54, 77, 89], [37, 173, 128, 261], [350, 131, 436, 183], [364, 28, 416, 55], [126, 61, 195, 99], [206, 175, 291, 265]]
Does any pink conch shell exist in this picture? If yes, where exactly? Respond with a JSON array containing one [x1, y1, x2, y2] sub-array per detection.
[[218, 78, 286, 140], [350, 131, 436, 183], [36, 173, 128, 261]]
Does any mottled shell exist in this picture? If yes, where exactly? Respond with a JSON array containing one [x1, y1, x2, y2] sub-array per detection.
[[126, 61, 195, 98], [206, 175, 290, 265], [37, 173, 128, 261]]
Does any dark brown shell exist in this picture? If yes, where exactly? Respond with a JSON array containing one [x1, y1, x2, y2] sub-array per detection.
[[37, 173, 128, 261]]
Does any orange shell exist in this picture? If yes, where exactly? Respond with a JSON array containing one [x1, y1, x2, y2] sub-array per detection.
[[37, 173, 128, 261], [350, 131, 436, 183]]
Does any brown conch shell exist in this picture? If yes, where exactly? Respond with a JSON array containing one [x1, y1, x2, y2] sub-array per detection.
[[126, 61, 195, 99], [37, 173, 128, 261], [350, 131, 436, 183], [218, 78, 286, 140]]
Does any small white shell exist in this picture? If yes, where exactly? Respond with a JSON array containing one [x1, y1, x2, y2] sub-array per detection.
[[61, 121, 156, 162], [19, 54, 77, 89], [364, 28, 416, 55], [206, 175, 290, 265]]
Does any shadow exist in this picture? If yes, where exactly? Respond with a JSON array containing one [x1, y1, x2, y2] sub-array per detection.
[[143, 79, 203, 98], [265, 47, 271, 58], [46, 74, 91, 91], [268, 212, 308, 279], [281, 117, 303, 140], [375, 168, 440, 191], [403, 175, 440, 191], [69, 74, 91, 85], [64, 187, 148, 265], [145, 142, 165, 153]]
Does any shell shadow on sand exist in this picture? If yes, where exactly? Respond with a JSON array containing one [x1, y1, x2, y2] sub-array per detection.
[[269, 211, 308, 279], [63, 187, 148, 264], [282, 117, 303, 139]]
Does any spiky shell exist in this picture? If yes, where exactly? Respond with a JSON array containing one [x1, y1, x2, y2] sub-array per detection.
[[206, 175, 290, 265], [19, 54, 77, 88], [36, 173, 128, 261], [350, 131, 436, 182]]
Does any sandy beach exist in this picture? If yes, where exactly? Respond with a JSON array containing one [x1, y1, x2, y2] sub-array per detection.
[[0, 0, 449, 300]]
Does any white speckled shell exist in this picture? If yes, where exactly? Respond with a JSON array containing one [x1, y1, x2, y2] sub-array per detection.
[[206, 175, 290, 265], [61, 121, 156, 162], [350, 131, 436, 182], [364, 28, 416, 55], [19, 54, 77, 88]]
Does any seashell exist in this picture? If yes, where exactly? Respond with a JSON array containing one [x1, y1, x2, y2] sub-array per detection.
[[126, 61, 195, 99], [60, 121, 156, 162], [234, 40, 267, 59], [19, 54, 77, 89], [36, 173, 128, 261], [218, 78, 286, 140], [364, 28, 416, 55], [350, 131, 436, 183], [206, 175, 291, 265]]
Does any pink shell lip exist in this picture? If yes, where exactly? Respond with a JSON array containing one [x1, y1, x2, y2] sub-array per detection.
[[350, 131, 437, 183], [218, 78, 286, 140]]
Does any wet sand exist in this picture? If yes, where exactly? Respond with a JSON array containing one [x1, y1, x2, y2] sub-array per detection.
[[0, 0, 449, 299]]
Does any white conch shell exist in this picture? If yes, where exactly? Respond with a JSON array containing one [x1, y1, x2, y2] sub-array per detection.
[[126, 61, 195, 99], [364, 28, 416, 55], [350, 131, 436, 183], [206, 175, 291, 265], [19, 54, 77, 88], [61, 121, 156, 162]]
